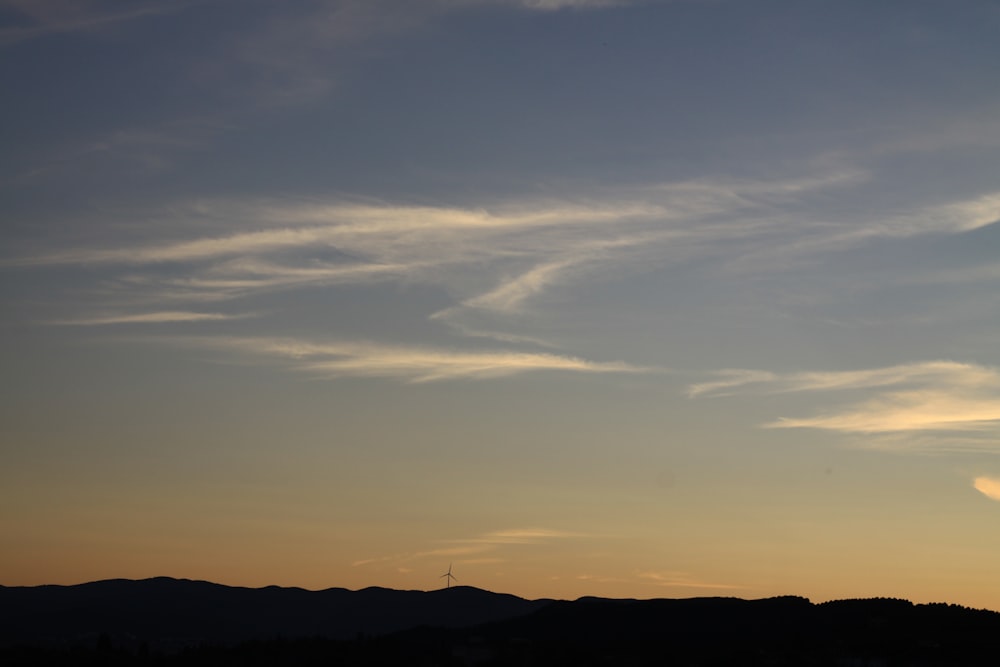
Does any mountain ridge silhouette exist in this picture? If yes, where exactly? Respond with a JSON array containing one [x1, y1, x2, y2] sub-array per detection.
[[0, 577, 550, 648], [4, 577, 1000, 665]]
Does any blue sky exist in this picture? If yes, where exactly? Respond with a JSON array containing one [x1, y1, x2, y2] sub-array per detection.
[[3, 0, 1000, 605]]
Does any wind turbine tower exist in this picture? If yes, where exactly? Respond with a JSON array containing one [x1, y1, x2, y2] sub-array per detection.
[[440, 563, 457, 588]]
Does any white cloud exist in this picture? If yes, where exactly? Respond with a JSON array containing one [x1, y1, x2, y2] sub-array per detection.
[[973, 476, 1000, 502]]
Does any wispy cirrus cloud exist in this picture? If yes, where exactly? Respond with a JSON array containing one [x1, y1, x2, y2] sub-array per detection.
[[4, 171, 862, 321], [6, 199, 665, 267], [637, 570, 749, 591], [352, 527, 586, 568], [51, 311, 248, 326], [767, 390, 1000, 434], [688, 361, 996, 398], [460, 528, 589, 544], [351, 544, 494, 568], [719, 191, 1000, 276], [7, 172, 998, 378], [170, 335, 644, 382], [9, 177, 779, 379], [691, 361, 1000, 443]]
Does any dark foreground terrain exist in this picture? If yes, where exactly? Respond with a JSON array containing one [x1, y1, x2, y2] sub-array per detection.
[[2, 578, 999, 666]]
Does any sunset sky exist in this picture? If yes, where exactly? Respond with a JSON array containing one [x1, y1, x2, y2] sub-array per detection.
[[3, 0, 1000, 609]]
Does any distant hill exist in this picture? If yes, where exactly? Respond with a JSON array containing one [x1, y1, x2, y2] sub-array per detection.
[[452, 595, 1000, 665], [0, 577, 549, 649], [4, 579, 1000, 665]]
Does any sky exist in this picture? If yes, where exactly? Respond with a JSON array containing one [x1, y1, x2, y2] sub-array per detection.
[[2, 0, 1000, 608]]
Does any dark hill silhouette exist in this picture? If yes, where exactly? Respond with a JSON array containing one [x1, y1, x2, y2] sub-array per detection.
[[0, 578, 549, 649], [445, 594, 1000, 665], [4, 579, 1000, 665]]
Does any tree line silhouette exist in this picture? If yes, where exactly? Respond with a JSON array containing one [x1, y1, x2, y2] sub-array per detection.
[[3, 579, 999, 666]]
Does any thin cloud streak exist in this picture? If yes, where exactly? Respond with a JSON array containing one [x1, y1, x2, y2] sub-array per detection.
[[171, 336, 646, 382], [692, 361, 1000, 442], [637, 571, 749, 590], [461, 258, 580, 314], [719, 190, 1000, 275], [767, 390, 1000, 434], [51, 311, 246, 326], [352, 527, 585, 570], [689, 361, 997, 398], [463, 528, 590, 544], [351, 545, 494, 568], [6, 200, 666, 267]]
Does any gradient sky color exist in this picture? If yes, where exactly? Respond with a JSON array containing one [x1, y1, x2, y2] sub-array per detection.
[[3, 0, 1000, 609]]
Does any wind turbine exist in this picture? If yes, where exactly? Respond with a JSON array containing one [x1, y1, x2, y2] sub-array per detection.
[[440, 563, 457, 588]]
